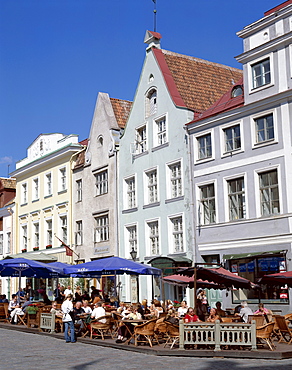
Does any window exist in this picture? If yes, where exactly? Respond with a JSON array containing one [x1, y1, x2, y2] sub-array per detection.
[[33, 178, 39, 200], [231, 85, 243, 98], [0, 218, 2, 231], [125, 177, 136, 209], [146, 169, 158, 204], [75, 221, 83, 245], [126, 225, 137, 254], [224, 125, 241, 152], [22, 225, 27, 250], [148, 221, 159, 255], [95, 170, 108, 196], [255, 114, 274, 143], [198, 134, 212, 159], [46, 173, 52, 196], [170, 216, 183, 253], [135, 125, 147, 154], [156, 116, 167, 145], [252, 58, 270, 88], [59, 168, 66, 191], [169, 162, 182, 198], [34, 223, 39, 248], [228, 178, 245, 220], [259, 170, 279, 216], [60, 216, 67, 244], [22, 183, 27, 204], [76, 179, 82, 202], [7, 232, 11, 254], [94, 214, 109, 242], [0, 234, 3, 255], [146, 89, 157, 117], [46, 219, 52, 246], [200, 184, 216, 224]]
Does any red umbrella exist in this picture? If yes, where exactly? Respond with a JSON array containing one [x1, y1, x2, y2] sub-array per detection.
[[163, 274, 223, 289], [260, 271, 292, 287]]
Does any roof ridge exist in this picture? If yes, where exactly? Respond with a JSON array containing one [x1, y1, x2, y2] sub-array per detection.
[[109, 97, 132, 104], [161, 49, 242, 72]]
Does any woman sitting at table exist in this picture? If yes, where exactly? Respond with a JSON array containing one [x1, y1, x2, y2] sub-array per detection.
[[206, 308, 221, 323], [215, 301, 226, 318], [253, 303, 272, 323], [116, 306, 141, 343], [184, 307, 200, 323]]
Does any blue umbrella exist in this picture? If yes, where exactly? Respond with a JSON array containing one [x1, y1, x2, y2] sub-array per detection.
[[63, 256, 161, 277], [0, 258, 67, 303]]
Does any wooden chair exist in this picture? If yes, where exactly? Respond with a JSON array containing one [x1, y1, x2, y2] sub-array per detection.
[[274, 315, 292, 345], [133, 318, 159, 347], [164, 322, 180, 349], [112, 312, 123, 337], [284, 313, 292, 322], [248, 315, 265, 327], [90, 315, 114, 340], [256, 322, 275, 351], [0, 303, 9, 323], [154, 317, 168, 340], [221, 317, 233, 323]]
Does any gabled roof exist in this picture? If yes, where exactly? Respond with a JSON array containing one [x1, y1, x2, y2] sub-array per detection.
[[0, 178, 16, 190], [189, 78, 244, 124], [110, 98, 132, 129], [79, 138, 88, 146], [264, 0, 292, 16], [152, 48, 243, 113]]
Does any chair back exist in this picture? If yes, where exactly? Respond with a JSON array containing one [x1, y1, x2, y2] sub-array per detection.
[[275, 315, 289, 333], [165, 322, 179, 337], [248, 315, 265, 327], [256, 322, 275, 339], [134, 318, 157, 335], [221, 317, 233, 323]]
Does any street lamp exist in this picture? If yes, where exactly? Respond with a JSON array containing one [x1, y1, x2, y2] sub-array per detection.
[[130, 247, 137, 262]]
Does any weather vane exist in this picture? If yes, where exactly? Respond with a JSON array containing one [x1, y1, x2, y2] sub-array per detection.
[[152, 0, 157, 32]]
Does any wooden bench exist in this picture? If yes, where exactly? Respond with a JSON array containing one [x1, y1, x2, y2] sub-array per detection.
[[0, 303, 9, 322]]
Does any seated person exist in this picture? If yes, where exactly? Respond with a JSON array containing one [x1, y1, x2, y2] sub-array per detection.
[[91, 301, 106, 323], [152, 300, 164, 318], [0, 294, 8, 303], [177, 300, 188, 318], [50, 301, 62, 315], [215, 301, 226, 317], [117, 301, 127, 314], [74, 301, 86, 336], [184, 307, 200, 323], [8, 295, 24, 324], [206, 308, 221, 323], [116, 306, 140, 343], [254, 303, 271, 315], [20, 297, 31, 313], [165, 309, 179, 325], [82, 300, 92, 315], [8, 295, 18, 316], [235, 301, 253, 323]]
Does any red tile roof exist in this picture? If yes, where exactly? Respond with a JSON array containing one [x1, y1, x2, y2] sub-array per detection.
[[0, 178, 16, 190], [153, 48, 243, 114], [190, 78, 244, 123], [264, 0, 292, 16], [147, 31, 162, 40], [110, 98, 132, 129], [79, 138, 88, 146]]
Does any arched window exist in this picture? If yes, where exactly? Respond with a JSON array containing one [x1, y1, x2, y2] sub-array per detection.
[[146, 88, 157, 117]]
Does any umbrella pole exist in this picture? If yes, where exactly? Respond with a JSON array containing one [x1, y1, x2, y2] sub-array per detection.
[[193, 265, 197, 315], [18, 270, 21, 305]]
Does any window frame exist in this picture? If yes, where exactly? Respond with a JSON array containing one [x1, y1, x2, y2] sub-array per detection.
[[146, 219, 160, 256], [248, 53, 274, 93], [34, 222, 39, 248], [60, 215, 68, 244], [135, 124, 147, 154], [32, 177, 39, 201], [76, 179, 82, 202], [75, 220, 83, 246], [94, 169, 108, 196], [226, 177, 246, 221], [45, 172, 52, 197], [257, 168, 280, 217], [145, 88, 157, 118], [94, 213, 109, 243], [46, 219, 52, 246], [194, 130, 214, 163], [125, 223, 138, 258], [153, 114, 168, 147], [21, 183, 28, 205], [124, 175, 137, 210], [144, 167, 158, 205], [168, 214, 184, 254], [166, 160, 183, 199], [251, 109, 277, 148], [21, 225, 28, 250], [198, 182, 216, 225], [59, 167, 67, 192]]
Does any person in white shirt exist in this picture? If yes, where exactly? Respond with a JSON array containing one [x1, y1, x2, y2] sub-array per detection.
[[82, 300, 92, 315], [91, 301, 106, 323], [64, 286, 73, 297], [177, 300, 188, 317], [236, 301, 253, 323], [61, 294, 76, 343]]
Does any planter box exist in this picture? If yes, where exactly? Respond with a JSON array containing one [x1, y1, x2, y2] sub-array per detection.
[[21, 250, 27, 253], [46, 245, 52, 249]]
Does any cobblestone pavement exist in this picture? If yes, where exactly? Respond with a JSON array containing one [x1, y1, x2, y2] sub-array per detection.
[[0, 328, 291, 370]]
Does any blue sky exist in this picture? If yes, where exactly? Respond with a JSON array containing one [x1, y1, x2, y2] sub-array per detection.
[[0, 0, 280, 177]]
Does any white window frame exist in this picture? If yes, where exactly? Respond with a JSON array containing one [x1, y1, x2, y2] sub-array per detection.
[[194, 130, 214, 163], [255, 167, 280, 217], [226, 177, 246, 221], [124, 175, 137, 209], [34, 222, 39, 248], [248, 53, 274, 93], [21, 225, 28, 250], [60, 215, 67, 244], [146, 219, 160, 256], [144, 167, 158, 204], [94, 213, 109, 243], [21, 183, 28, 204], [222, 124, 241, 154], [46, 219, 52, 246], [32, 177, 39, 201], [45, 172, 52, 197], [75, 220, 83, 246], [125, 223, 138, 258], [7, 232, 11, 254], [135, 124, 147, 154], [166, 160, 183, 199], [76, 179, 82, 202], [197, 181, 217, 225], [153, 114, 168, 147], [94, 169, 108, 196], [0, 234, 3, 255], [168, 214, 184, 254], [251, 109, 277, 148], [59, 167, 67, 192]]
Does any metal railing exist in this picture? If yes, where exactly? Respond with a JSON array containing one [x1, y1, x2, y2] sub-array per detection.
[[179, 320, 257, 351]]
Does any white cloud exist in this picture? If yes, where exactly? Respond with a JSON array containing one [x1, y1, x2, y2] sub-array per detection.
[[0, 156, 13, 164]]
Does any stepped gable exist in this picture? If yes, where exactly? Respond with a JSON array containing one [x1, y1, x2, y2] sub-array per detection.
[[153, 48, 243, 114], [110, 98, 132, 129], [190, 77, 244, 123]]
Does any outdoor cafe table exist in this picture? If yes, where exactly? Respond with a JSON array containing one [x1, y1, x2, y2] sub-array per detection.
[[120, 319, 147, 344]]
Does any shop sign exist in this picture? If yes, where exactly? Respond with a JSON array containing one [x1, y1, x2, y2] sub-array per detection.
[[239, 263, 247, 273], [94, 246, 110, 255], [247, 261, 255, 272]]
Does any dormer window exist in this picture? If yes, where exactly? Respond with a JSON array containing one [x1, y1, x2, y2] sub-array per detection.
[[252, 58, 270, 89], [146, 88, 157, 117], [231, 85, 243, 98]]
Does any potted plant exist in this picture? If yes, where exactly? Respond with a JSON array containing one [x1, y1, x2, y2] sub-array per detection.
[[33, 247, 39, 251], [46, 245, 52, 249], [21, 249, 27, 253]]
